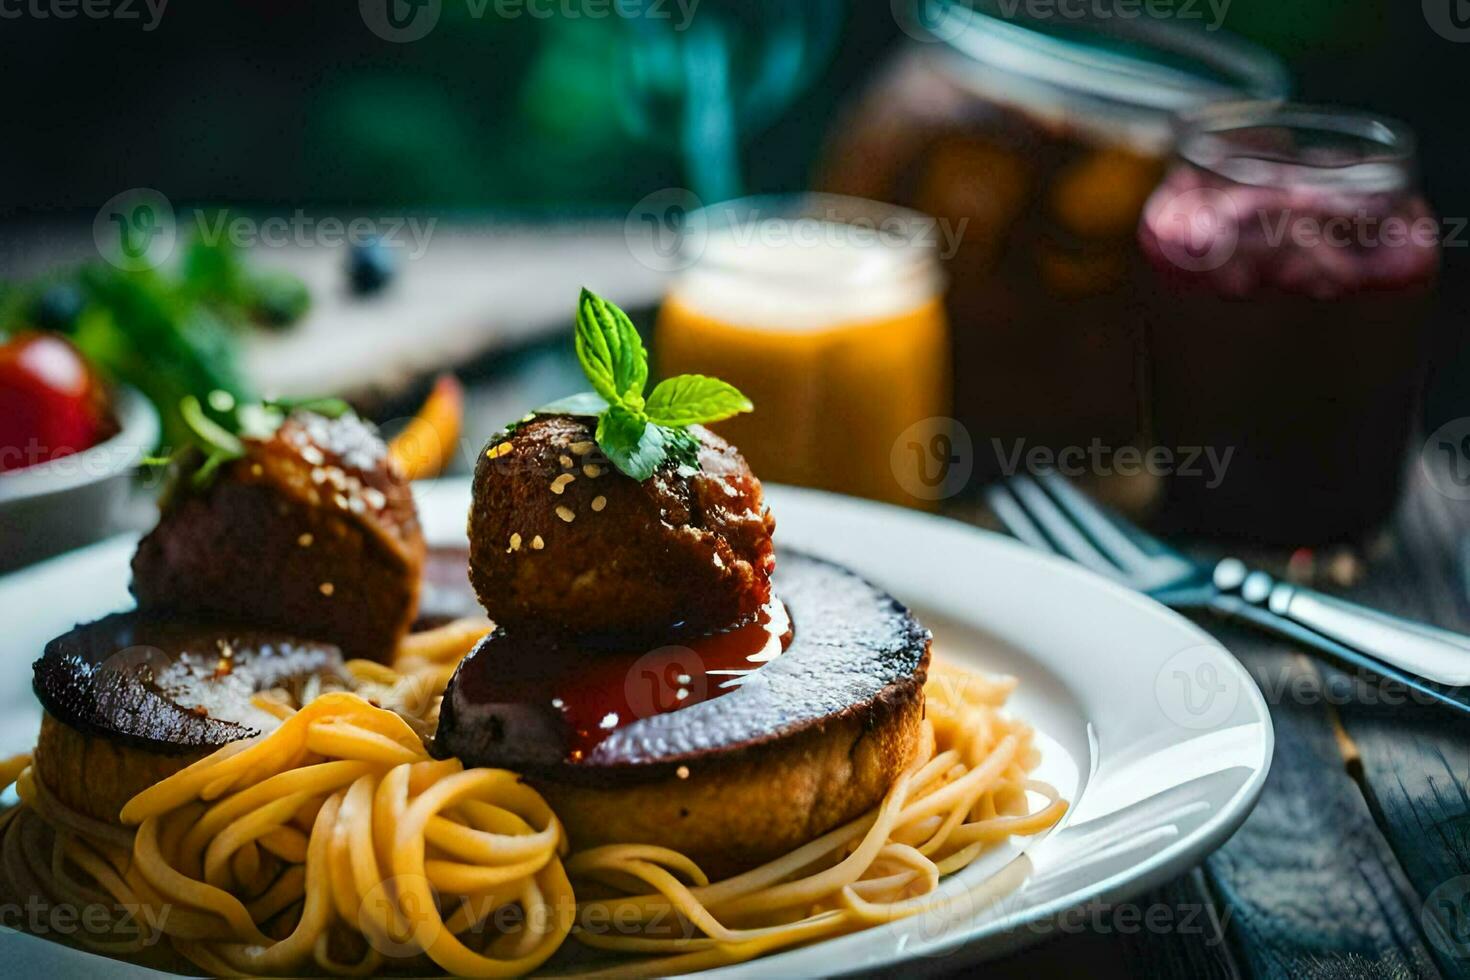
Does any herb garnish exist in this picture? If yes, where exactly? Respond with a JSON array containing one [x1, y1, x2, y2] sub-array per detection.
[[542, 288, 751, 481], [151, 392, 352, 488]]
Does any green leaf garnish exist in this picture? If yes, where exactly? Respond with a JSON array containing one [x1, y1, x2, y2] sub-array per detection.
[[534, 392, 609, 417], [575, 288, 648, 406], [595, 403, 669, 482], [536, 288, 753, 481], [179, 395, 245, 458], [148, 392, 356, 490], [644, 374, 753, 427]]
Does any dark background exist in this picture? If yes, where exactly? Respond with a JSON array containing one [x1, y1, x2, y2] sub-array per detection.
[[0, 0, 1464, 424]]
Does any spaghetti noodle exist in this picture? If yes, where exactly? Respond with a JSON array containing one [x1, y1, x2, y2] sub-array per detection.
[[0, 629, 1065, 977]]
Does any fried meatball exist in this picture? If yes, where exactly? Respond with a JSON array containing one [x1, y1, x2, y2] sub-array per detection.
[[132, 412, 426, 662], [468, 414, 775, 642]]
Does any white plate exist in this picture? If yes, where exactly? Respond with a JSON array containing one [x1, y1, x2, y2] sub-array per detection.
[[0, 480, 1272, 977]]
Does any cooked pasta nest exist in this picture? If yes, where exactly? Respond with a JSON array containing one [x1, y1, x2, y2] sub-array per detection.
[[0, 621, 1066, 977]]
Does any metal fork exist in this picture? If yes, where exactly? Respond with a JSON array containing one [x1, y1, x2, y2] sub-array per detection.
[[985, 472, 1470, 715]]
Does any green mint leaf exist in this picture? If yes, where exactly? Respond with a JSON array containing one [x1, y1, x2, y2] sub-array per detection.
[[575, 288, 647, 404], [179, 395, 245, 458], [595, 403, 667, 481], [263, 395, 352, 419], [534, 391, 609, 417], [662, 424, 703, 471], [644, 374, 753, 427]]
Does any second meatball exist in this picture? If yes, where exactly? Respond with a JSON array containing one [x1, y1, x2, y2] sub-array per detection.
[[468, 415, 775, 643]]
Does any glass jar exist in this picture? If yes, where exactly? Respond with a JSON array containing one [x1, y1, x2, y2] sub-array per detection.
[[655, 194, 951, 507], [1138, 103, 1440, 544], [819, 2, 1287, 493]]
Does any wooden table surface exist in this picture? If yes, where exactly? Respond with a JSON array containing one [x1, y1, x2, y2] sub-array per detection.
[[453, 341, 1470, 980], [961, 461, 1470, 980]]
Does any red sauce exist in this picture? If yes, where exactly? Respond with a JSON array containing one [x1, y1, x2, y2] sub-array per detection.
[[456, 600, 793, 763]]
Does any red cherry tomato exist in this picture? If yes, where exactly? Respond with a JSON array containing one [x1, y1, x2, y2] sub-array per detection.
[[0, 333, 115, 472]]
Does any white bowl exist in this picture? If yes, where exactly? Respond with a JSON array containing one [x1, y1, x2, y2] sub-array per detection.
[[0, 384, 159, 573]]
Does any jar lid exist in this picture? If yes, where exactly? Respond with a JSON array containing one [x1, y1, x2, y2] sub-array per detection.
[[1177, 101, 1417, 194], [919, 1, 1288, 146]]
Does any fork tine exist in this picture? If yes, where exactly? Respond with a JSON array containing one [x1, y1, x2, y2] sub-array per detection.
[[1032, 471, 1159, 574], [1032, 471, 1199, 584], [983, 482, 1054, 553], [999, 476, 1124, 580]]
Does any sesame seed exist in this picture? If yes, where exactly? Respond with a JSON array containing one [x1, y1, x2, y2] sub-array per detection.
[[676, 765, 690, 780], [319, 582, 335, 596], [298, 533, 314, 547], [559, 454, 574, 468], [550, 473, 575, 495], [250, 463, 264, 477], [570, 441, 595, 455], [531, 535, 545, 550], [363, 488, 386, 510], [583, 463, 603, 478], [591, 495, 607, 512], [486, 441, 513, 460], [556, 506, 575, 523], [509, 533, 522, 552], [301, 446, 325, 466]]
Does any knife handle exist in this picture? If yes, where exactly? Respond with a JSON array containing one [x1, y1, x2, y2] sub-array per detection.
[[1213, 558, 1470, 688]]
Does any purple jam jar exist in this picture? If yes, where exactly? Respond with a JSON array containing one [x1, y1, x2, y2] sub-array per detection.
[[1138, 103, 1441, 544]]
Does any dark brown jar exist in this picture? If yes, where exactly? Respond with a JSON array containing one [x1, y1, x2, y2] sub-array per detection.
[[820, 3, 1286, 487], [1138, 103, 1441, 544]]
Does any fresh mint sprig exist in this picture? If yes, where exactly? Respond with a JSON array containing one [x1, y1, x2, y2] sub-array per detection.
[[551, 287, 752, 481]]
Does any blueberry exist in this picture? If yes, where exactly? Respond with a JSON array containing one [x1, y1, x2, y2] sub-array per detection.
[[347, 240, 395, 296], [32, 282, 85, 333]]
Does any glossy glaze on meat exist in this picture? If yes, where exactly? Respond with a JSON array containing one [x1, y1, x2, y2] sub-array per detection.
[[468, 414, 775, 645], [436, 551, 929, 783]]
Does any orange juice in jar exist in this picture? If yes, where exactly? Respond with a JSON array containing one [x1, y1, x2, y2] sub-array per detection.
[[655, 195, 952, 507]]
